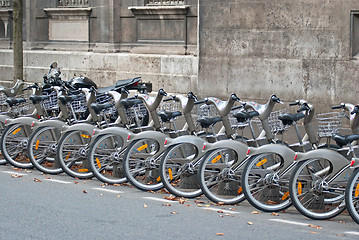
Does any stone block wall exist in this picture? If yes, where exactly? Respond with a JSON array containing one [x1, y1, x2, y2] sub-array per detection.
[[198, 0, 359, 111]]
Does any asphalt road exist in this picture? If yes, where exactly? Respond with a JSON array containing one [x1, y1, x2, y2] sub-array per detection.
[[0, 164, 358, 240]]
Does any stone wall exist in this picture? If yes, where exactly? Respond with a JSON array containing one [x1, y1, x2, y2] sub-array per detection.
[[198, 0, 359, 110]]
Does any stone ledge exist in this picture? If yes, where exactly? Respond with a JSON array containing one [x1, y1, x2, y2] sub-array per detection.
[[128, 5, 189, 15], [44, 7, 92, 19]]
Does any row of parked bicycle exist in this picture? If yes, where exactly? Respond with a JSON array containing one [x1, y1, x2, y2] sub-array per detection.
[[0, 62, 358, 225]]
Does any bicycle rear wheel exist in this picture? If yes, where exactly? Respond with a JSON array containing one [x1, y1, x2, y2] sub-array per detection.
[[160, 143, 202, 198], [242, 153, 292, 212], [88, 133, 127, 184], [0, 121, 7, 165], [345, 167, 359, 224], [27, 126, 63, 174], [123, 138, 163, 191], [198, 148, 246, 204], [1, 123, 33, 168], [289, 158, 346, 220], [56, 130, 93, 179]]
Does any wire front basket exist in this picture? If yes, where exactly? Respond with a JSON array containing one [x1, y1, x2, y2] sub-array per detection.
[[43, 91, 59, 111], [254, 109, 289, 134], [316, 112, 343, 138], [7, 93, 32, 117]]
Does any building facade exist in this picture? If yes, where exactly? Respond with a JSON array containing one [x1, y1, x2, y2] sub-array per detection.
[[0, 0, 358, 110]]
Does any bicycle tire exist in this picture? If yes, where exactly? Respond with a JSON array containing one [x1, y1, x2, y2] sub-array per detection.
[[27, 126, 63, 174], [289, 158, 346, 220], [241, 152, 292, 212], [88, 133, 127, 184], [159, 143, 202, 198], [123, 138, 163, 191], [1, 123, 33, 168], [198, 148, 246, 204], [345, 167, 359, 224], [56, 130, 93, 179], [0, 121, 7, 165]]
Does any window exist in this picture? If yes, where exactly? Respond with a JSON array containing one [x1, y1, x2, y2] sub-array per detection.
[[351, 11, 359, 57]]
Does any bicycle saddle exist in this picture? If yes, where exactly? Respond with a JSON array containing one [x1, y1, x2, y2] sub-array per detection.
[[97, 77, 141, 94], [278, 113, 305, 125], [332, 134, 359, 148], [197, 117, 222, 128], [58, 94, 83, 105], [29, 95, 50, 104], [90, 103, 113, 114], [157, 111, 182, 122], [233, 111, 259, 122], [5, 97, 26, 107], [120, 98, 143, 109]]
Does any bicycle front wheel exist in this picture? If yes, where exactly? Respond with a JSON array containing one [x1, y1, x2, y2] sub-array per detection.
[[1, 123, 33, 168], [28, 126, 63, 174], [160, 143, 202, 198], [242, 153, 292, 212], [289, 158, 346, 220], [345, 167, 359, 224], [198, 148, 246, 204], [123, 138, 163, 191], [56, 130, 93, 179], [88, 133, 127, 184]]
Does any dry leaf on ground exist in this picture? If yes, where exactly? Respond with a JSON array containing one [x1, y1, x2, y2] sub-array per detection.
[[34, 178, 41, 182]]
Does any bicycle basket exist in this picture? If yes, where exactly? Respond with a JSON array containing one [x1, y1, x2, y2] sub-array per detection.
[[42, 91, 59, 111], [254, 109, 289, 134], [316, 112, 342, 138]]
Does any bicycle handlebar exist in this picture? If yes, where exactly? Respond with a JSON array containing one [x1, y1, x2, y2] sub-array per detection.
[[332, 105, 343, 109], [194, 99, 206, 105], [351, 105, 359, 114], [231, 105, 243, 111], [289, 101, 299, 106], [163, 96, 175, 102], [22, 83, 39, 91]]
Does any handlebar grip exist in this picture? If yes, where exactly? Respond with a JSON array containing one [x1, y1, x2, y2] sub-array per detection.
[[194, 100, 206, 105], [163, 97, 175, 102], [331, 105, 343, 109], [351, 106, 359, 114], [297, 105, 309, 112], [289, 102, 299, 106], [231, 105, 243, 111]]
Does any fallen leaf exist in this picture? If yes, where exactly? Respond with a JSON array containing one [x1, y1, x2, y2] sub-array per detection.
[[309, 231, 317, 234], [11, 174, 22, 178], [45, 177, 52, 179], [251, 211, 261, 214], [216, 233, 224, 236], [217, 202, 225, 206], [178, 198, 186, 204], [34, 178, 41, 182], [217, 210, 224, 213], [336, 234, 345, 237], [170, 211, 178, 214], [185, 204, 191, 207], [195, 200, 205, 204], [271, 212, 279, 216], [164, 195, 179, 201], [229, 208, 236, 211], [338, 221, 346, 223], [116, 195, 121, 198], [99, 194, 103, 196], [83, 190, 88, 193], [25, 170, 32, 173], [308, 224, 322, 229], [74, 181, 79, 184], [247, 222, 254, 225], [162, 204, 172, 206], [144, 204, 148, 208], [83, 181, 86, 183], [219, 215, 224, 218]]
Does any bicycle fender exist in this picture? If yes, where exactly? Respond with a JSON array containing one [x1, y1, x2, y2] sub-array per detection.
[[165, 135, 207, 151], [205, 140, 248, 160], [296, 149, 350, 179], [129, 130, 168, 143], [31, 119, 66, 131], [61, 123, 98, 135], [0, 114, 11, 124], [92, 126, 132, 139], [4, 116, 39, 126], [248, 144, 297, 170]]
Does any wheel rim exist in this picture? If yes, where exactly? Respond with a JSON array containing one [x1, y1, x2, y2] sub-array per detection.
[[90, 134, 126, 184], [200, 148, 245, 204], [2, 124, 33, 168], [124, 139, 163, 190], [291, 158, 346, 219], [28, 126, 62, 173], [243, 153, 291, 212]]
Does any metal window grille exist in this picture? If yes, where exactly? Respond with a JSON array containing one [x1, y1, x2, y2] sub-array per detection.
[[146, 0, 185, 6], [58, 0, 89, 7]]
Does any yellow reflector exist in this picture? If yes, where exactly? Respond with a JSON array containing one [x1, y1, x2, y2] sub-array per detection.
[[211, 155, 222, 164], [168, 168, 173, 180], [79, 169, 89, 172], [35, 140, 40, 150], [65, 152, 71, 160], [298, 182, 302, 195], [256, 158, 267, 167], [12, 128, 21, 135], [81, 134, 90, 139], [137, 144, 148, 151], [238, 187, 242, 194], [355, 183, 359, 197], [282, 191, 289, 200], [96, 158, 101, 169], [157, 176, 161, 182]]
